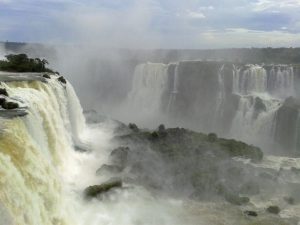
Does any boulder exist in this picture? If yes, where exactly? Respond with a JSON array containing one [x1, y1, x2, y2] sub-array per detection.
[[244, 210, 258, 217], [57, 76, 67, 84], [2, 101, 19, 109], [254, 97, 267, 112], [158, 124, 166, 133], [224, 191, 250, 205], [0, 97, 5, 105], [0, 88, 8, 96], [42, 74, 51, 79], [128, 123, 139, 132], [266, 205, 280, 214], [110, 147, 130, 166], [84, 178, 122, 198]]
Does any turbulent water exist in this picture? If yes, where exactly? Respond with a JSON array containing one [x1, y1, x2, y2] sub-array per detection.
[[124, 62, 300, 154], [1, 72, 300, 225]]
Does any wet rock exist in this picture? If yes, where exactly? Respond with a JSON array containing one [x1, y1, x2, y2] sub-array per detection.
[[254, 97, 267, 112], [0, 97, 5, 105], [110, 147, 130, 166], [158, 124, 166, 133], [266, 205, 280, 214], [0, 88, 8, 96], [128, 123, 139, 132], [244, 210, 258, 217], [157, 124, 167, 137], [84, 178, 122, 198], [42, 74, 51, 79], [274, 96, 300, 152], [96, 164, 123, 175], [2, 101, 19, 109], [284, 196, 295, 205], [57, 76, 67, 84], [224, 192, 249, 205]]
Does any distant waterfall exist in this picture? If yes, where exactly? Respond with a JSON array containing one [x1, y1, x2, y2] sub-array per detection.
[[212, 64, 225, 130], [296, 110, 300, 150], [125, 63, 169, 124], [268, 66, 295, 97], [126, 62, 298, 153], [230, 95, 281, 146], [167, 63, 179, 113], [233, 65, 294, 97], [233, 65, 268, 94], [0, 75, 85, 225]]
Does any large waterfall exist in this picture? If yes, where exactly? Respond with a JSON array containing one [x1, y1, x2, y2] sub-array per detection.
[[0, 74, 86, 225], [124, 62, 300, 154]]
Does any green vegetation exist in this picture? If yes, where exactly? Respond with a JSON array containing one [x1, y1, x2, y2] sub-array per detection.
[[84, 178, 122, 198], [0, 54, 53, 72]]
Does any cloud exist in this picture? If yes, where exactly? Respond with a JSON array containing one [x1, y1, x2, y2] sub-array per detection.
[[186, 10, 206, 19], [254, 0, 300, 11], [0, 0, 300, 48]]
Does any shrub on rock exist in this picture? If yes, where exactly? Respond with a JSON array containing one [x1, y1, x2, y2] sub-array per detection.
[[84, 178, 122, 198]]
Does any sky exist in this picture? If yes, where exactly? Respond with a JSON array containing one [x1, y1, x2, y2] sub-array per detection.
[[0, 0, 300, 48]]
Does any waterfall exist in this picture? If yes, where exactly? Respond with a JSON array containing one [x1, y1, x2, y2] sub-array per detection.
[[124, 63, 169, 126], [167, 63, 179, 113], [125, 62, 298, 152], [229, 95, 281, 146], [296, 110, 300, 151], [0, 74, 85, 225], [212, 64, 225, 130], [233, 65, 268, 94], [268, 65, 295, 98], [233, 64, 295, 97]]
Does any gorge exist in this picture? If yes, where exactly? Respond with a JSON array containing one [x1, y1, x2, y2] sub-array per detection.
[[122, 61, 300, 155], [0, 51, 300, 225]]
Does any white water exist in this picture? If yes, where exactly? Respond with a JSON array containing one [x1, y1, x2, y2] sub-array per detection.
[[167, 63, 179, 113], [230, 64, 296, 149], [233, 65, 294, 97], [120, 63, 169, 127], [229, 94, 281, 148], [0, 77, 79, 225], [233, 65, 268, 94], [127, 63, 168, 114]]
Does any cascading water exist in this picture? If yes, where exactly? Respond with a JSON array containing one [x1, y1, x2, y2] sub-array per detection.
[[268, 66, 295, 98], [212, 64, 225, 129], [122, 63, 169, 127], [127, 63, 168, 114], [233, 65, 268, 94], [230, 64, 296, 149], [167, 63, 179, 113], [295, 110, 300, 150], [0, 76, 84, 225]]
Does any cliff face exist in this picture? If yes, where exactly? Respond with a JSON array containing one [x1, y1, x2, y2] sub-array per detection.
[[125, 61, 300, 155]]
